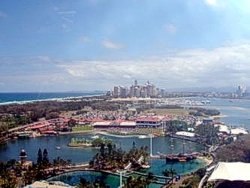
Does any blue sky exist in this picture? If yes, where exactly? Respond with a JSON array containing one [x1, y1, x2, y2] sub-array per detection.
[[1, 0, 250, 92]]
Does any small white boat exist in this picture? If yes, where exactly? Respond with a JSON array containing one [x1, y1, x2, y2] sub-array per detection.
[[56, 146, 61, 150], [141, 164, 150, 169], [91, 135, 99, 139], [138, 135, 148, 139]]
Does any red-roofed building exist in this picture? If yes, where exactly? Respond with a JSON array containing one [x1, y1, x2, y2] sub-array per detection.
[[136, 116, 162, 128], [92, 120, 136, 129]]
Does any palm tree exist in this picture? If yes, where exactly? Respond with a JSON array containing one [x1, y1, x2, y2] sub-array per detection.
[[37, 148, 43, 166], [78, 177, 92, 188], [124, 176, 133, 188], [123, 176, 147, 188], [42, 149, 49, 167], [145, 172, 157, 187], [162, 168, 177, 184]]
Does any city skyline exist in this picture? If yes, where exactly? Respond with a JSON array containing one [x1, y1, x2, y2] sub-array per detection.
[[111, 80, 164, 98], [1, 1, 250, 91], [109, 80, 248, 99]]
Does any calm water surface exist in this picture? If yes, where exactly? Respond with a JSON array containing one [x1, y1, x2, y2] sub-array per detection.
[[0, 134, 203, 164], [206, 98, 250, 128]]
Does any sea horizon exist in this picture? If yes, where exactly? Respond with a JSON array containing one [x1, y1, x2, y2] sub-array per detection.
[[0, 91, 105, 105]]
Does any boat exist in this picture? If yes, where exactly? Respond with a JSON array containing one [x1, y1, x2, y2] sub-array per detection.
[[201, 100, 210, 104], [165, 153, 196, 163], [18, 132, 30, 139], [138, 134, 153, 139], [91, 135, 99, 139], [56, 146, 61, 150], [141, 164, 151, 169], [138, 135, 147, 139]]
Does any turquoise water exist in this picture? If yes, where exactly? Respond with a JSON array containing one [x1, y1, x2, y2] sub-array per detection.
[[48, 170, 163, 188], [0, 134, 206, 187], [49, 171, 121, 188], [48, 158, 205, 187], [144, 159, 206, 175]]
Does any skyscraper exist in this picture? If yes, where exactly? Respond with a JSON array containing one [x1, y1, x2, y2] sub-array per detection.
[[236, 85, 247, 97]]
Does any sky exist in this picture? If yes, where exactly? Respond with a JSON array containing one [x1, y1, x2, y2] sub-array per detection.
[[1, 0, 250, 92]]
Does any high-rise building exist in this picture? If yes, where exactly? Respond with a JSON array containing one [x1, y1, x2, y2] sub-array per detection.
[[119, 86, 127, 98], [112, 80, 164, 98], [113, 86, 119, 97], [134, 80, 138, 86], [236, 85, 247, 97]]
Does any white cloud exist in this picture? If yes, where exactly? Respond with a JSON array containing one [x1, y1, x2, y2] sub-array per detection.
[[165, 24, 177, 34], [2, 43, 250, 91], [204, 0, 218, 6], [62, 16, 74, 24], [55, 8, 76, 31], [59, 42, 250, 89], [102, 40, 123, 50], [79, 36, 91, 43], [57, 10, 77, 15]]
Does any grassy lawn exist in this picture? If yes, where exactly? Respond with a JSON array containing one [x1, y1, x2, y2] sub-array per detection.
[[72, 125, 93, 132], [145, 108, 191, 116]]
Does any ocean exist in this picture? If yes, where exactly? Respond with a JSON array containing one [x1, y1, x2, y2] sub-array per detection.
[[0, 92, 105, 104], [204, 98, 250, 129]]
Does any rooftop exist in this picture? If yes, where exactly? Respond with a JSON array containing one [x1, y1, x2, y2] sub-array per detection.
[[208, 162, 250, 182]]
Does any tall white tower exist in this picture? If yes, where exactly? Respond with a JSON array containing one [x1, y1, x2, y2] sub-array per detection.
[[150, 134, 153, 157]]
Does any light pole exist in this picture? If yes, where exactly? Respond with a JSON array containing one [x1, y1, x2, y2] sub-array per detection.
[[150, 134, 153, 157], [120, 171, 123, 188], [119, 170, 126, 188]]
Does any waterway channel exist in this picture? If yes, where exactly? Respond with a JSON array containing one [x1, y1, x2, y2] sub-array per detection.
[[0, 133, 206, 173]]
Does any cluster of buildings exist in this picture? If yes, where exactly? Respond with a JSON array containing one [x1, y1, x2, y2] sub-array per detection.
[[91, 116, 163, 129], [10, 117, 72, 137], [235, 85, 247, 97], [77, 115, 196, 131], [107, 81, 250, 99], [10, 113, 248, 140], [109, 80, 165, 98]]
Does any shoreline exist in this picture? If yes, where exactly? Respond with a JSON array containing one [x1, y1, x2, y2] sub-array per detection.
[[59, 130, 94, 135], [67, 143, 93, 148], [212, 114, 228, 119], [95, 131, 146, 138], [197, 156, 213, 166], [0, 93, 104, 106]]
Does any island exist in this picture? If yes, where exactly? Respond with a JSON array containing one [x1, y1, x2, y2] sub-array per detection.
[[67, 136, 112, 148]]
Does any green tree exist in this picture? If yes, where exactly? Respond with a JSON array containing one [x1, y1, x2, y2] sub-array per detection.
[[145, 172, 157, 186], [107, 142, 112, 155], [195, 124, 219, 145], [23, 166, 36, 185], [37, 148, 43, 166], [78, 177, 92, 188], [162, 168, 177, 183], [100, 143, 105, 156], [42, 149, 49, 166]]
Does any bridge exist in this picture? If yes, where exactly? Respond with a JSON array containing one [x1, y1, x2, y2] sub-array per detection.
[[127, 171, 172, 185]]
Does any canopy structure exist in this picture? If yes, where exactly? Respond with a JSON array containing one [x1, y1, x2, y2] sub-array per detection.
[[24, 181, 75, 188], [208, 162, 250, 182]]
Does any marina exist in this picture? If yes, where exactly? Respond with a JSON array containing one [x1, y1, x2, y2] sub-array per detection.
[[0, 133, 206, 174]]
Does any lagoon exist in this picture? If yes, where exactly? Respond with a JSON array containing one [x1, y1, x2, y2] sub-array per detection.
[[0, 134, 205, 175]]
